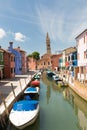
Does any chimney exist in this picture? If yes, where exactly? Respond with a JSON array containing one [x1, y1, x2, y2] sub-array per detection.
[[9, 41, 13, 49], [17, 46, 20, 52]]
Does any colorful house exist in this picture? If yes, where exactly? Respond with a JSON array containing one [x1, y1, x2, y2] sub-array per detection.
[[14, 47, 27, 74], [8, 42, 22, 75], [2, 48, 15, 78], [62, 47, 77, 70], [0, 48, 4, 79], [51, 54, 62, 71], [37, 54, 52, 70], [75, 29, 87, 82]]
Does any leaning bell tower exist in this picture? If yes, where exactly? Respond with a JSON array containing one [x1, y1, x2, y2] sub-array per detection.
[[46, 32, 51, 54]]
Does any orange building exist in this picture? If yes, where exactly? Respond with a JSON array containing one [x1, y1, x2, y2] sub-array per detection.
[[37, 53, 52, 70], [27, 56, 37, 71]]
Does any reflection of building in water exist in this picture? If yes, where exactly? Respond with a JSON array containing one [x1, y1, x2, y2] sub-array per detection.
[[78, 109, 87, 130], [63, 87, 87, 130], [46, 85, 51, 104], [62, 88, 74, 107]]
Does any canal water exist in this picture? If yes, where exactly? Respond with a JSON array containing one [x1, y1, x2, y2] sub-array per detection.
[[8, 73, 87, 130]]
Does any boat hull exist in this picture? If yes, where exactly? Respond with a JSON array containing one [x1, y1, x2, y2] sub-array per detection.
[[9, 104, 39, 129], [17, 108, 39, 129]]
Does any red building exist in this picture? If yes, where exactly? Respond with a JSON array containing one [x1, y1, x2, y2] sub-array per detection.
[[1, 48, 15, 78], [20, 50, 27, 74], [51, 54, 62, 71]]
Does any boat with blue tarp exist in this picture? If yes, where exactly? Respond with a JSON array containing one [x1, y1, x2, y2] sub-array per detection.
[[9, 100, 39, 129], [24, 86, 40, 100]]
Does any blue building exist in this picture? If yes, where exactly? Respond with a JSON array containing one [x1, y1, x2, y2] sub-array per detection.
[[68, 50, 77, 77], [8, 42, 22, 75]]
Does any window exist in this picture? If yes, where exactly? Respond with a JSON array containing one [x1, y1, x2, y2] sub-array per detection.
[[48, 62, 50, 65], [11, 56, 14, 61], [71, 55, 74, 60], [68, 56, 70, 61], [11, 68, 13, 73], [0, 52, 3, 61], [84, 50, 87, 59]]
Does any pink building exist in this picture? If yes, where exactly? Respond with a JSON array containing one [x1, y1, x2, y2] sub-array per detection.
[[75, 29, 87, 82], [27, 56, 36, 71]]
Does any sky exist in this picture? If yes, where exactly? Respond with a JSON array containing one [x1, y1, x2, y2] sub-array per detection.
[[0, 0, 87, 56]]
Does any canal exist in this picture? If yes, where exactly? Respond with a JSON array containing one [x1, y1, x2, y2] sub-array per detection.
[[8, 73, 87, 130]]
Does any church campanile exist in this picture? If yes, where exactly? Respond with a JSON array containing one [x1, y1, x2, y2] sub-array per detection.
[[46, 32, 51, 54]]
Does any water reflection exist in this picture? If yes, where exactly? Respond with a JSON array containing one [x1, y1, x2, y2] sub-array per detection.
[[43, 72, 87, 130], [62, 87, 87, 130]]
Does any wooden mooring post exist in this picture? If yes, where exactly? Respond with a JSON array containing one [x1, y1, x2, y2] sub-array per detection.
[[0, 92, 9, 116], [0, 92, 8, 128], [11, 83, 16, 99], [24, 78, 26, 85], [19, 80, 22, 91]]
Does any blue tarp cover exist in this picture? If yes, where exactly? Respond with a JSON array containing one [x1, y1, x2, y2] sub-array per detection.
[[24, 95, 31, 100], [13, 100, 38, 111], [25, 87, 37, 92]]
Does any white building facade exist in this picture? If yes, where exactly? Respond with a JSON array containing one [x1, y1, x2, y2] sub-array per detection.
[[75, 29, 87, 82]]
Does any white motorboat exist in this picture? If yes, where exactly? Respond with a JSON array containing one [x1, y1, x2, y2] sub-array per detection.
[[24, 86, 39, 95], [9, 100, 39, 129]]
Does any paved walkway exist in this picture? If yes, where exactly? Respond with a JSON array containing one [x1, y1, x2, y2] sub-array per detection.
[[0, 74, 33, 117], [69, 80, 87, 102]]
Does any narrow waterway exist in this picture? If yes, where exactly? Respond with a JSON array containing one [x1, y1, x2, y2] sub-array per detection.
[[8, 73, 87, 130]]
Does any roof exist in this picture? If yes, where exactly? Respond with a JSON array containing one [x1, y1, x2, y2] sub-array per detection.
[[51, 54, 62, 58], [63, 47, 77, 54], [0, 48, 14, 55], [75, 29, 87, 39], [14, 48, 26, 53]]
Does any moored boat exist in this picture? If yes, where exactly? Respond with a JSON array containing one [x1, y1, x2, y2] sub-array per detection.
[[52, 75, 60, 81], [9, 100, 39, 129], [31, 80, 40, 87], [33, 74, 40, 80], [24, 86, 39, 95]]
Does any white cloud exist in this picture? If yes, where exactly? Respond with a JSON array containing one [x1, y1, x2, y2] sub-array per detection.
[[15, 32, 26, 42], [0, 28, 6, 39]]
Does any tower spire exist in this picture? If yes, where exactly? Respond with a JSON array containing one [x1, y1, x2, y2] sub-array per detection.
[[46, 32, 51, 54]]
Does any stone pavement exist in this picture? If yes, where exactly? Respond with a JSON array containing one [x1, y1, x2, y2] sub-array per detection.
[[0, 73, 33, 117], [59, 74, 87, 102], [69, 80, 87, 102]]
